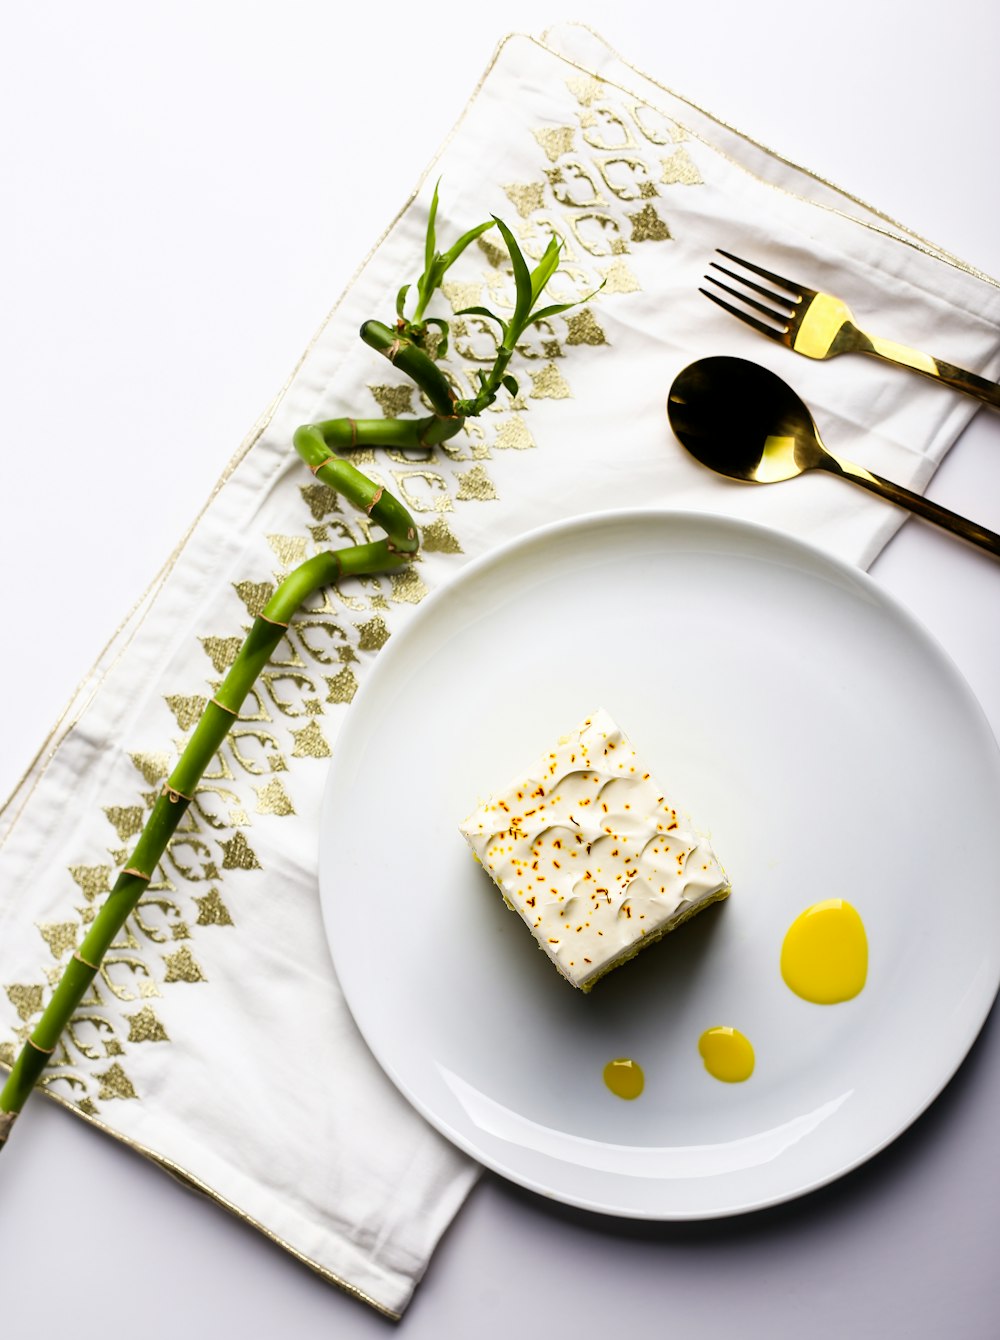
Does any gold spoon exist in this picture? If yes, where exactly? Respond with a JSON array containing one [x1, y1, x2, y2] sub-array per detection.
[[667, 356, 1000, 559]]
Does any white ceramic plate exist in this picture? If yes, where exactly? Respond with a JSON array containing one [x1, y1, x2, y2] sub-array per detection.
[[319, 510, 1000, 1218]]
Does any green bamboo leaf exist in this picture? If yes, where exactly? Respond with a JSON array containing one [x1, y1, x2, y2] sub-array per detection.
[[527, 279, 607, 328], [396, 283, 411, 320], [424, 316, 450, 358], [493, 216, 532, 329], [453, 305, 509, 340], [529, 234, 563, 304], [425, 179, 441, 275], [441, 218, 496, 269], [502, 374, 519, 398], [427, 255, 447, 294], [525, 301, 578, 325]]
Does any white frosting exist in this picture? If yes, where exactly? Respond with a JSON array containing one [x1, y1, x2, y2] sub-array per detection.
[[459, 709, 730, 990]]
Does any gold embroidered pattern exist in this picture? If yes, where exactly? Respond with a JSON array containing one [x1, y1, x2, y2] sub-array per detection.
[[389, 569, 430, 604], [564, 308, 608, 346], [455, 465, 499, 500], [233, 581, 275, 619], [369, 384, 415, 418], [441, 280, 483, 313], [493, 417, 535, 451], [125, 1005, 170, 1043], [354, 615, 390, 652], [267, 534, 310, 570], [325, 668, 358, 705], [129, 754, 171, 786], [37, 922, 78, 960], [580, 106, 636, 152], [551, 163, 608, 209], [6, 984, 44, 1022], [95, 1062, 139, 1101], [219, 832, 261, 872], [533, 126, 576, 162], [299, 482, 341, 521], [529, 363, 572, 399], [104, 806, 146, 842], [627, 201, 671, 242], [165, 695, 209, 731], [661, 147, 703, 186], [628, 103, 681, 145], [290, 720, 331, 759], [193, 888, 234, 927], [200, 636, 244, 673], [162, 946, 206, 984], [600, 257, 641, 294], [567, 75, 605, 107], [254, 779, 295, 817], [419, 517, 463, 554], [503, 182, 547, 218]]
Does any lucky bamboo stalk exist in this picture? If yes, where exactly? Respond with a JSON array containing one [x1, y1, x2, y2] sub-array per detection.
[[0, 188, 589, 1146]]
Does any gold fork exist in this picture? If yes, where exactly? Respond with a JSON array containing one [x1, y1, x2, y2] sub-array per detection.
[[701, 249, 1000, 410]]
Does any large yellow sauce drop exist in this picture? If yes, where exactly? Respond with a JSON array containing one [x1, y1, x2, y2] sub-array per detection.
[[780, 899, 868, 1004], [603, 1057, 644, 1100], [698, 1027, 755, 1082]]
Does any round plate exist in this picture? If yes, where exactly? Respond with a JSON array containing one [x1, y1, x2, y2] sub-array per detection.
[[319, 510, 1000, 1218]]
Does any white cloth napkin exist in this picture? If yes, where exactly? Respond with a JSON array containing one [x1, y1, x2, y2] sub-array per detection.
[[2, 24, 999, 1318]]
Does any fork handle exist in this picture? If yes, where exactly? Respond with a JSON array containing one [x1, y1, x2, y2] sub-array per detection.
[[821, 454, 1000, 558], [866, 335, 1000, 410]]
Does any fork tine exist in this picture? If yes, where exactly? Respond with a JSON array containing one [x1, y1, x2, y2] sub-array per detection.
[[708, 262, 797, 311], [698, 287, 786, 342], [703, 274, 792, 326], [716, 249, 805, 300]]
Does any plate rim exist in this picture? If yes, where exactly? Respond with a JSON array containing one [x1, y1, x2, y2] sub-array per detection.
[[319, 506, 1000, 1219]]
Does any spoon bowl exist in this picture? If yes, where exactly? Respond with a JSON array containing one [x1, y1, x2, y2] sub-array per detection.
[[668, 356, 825, 483], [666, 356, 1000, 558]]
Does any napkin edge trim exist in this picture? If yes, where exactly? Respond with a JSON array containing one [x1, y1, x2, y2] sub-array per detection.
[[533, 22, 1000, 291]]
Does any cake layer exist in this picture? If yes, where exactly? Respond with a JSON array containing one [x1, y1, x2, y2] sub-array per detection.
[[459, 709, 730, 990]]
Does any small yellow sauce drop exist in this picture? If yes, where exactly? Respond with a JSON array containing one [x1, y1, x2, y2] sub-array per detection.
[[780, 899, 868, 1004], [603, 1057, 644, 1100], [698, 1027, 755, 1082]]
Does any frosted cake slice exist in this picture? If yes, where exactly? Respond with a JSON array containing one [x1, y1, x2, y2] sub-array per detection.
[[459, 709, 730, 992]]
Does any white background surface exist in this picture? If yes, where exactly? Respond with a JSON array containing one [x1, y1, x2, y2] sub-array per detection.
[[2, 2, 999, 1336]]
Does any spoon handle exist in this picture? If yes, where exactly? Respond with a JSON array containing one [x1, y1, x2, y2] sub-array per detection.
[[822, 454, 1000, 558]]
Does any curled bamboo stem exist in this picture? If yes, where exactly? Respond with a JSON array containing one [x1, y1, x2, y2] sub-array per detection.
[[0, 464, 418, 1143], [0, 192, 575, 1146]]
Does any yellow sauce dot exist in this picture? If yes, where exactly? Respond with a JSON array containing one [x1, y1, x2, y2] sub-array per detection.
[[603, 1057, 644, 1100], [780, 899, 868, 1004], [698, 1027, 755, 1082]]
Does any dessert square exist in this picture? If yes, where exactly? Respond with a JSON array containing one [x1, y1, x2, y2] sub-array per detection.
[[459, 709, 730, 991]]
